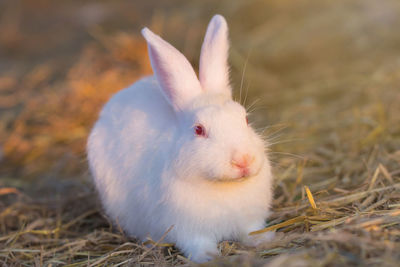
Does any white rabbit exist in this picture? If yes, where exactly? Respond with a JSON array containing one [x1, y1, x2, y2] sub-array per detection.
[[87, 14, 274, 262]]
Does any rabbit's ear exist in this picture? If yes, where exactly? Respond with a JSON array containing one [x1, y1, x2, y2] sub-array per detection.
[[199, 15, 231, 96], [142, 28, 202, 111]]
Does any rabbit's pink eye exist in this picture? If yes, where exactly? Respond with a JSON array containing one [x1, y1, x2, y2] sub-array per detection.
[[194, 124, 206, 137], [246, 116, 249, 125]]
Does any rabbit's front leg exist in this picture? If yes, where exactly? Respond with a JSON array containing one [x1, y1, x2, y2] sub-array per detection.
[[177, 235, 219, 263]]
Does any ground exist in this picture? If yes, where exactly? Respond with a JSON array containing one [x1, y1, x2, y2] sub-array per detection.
[[0, 0, 399, 266]]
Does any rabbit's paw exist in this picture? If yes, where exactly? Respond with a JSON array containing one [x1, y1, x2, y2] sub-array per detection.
[[180, 236, 219, 263], [241, 230, 275, 247]]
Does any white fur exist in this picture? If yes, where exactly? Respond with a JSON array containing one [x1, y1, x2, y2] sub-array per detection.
[[142, 28, 202, 111], [199, 15, 231, 97], [87, 14, 274, 263]]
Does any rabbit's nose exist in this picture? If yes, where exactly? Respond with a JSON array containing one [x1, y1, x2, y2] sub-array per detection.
[[231, 153, 254, 169]]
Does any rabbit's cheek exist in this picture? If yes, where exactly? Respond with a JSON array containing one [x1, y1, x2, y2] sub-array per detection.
[[248, 164, 261, 178], [253, 155, 265, 174], [202, 168, 223, 181]]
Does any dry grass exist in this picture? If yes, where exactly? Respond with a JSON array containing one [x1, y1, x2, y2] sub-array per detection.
[[1, 0, 399, 266]]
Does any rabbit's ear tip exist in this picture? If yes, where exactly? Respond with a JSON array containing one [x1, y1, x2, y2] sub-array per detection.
[[211, 14, 227, 25], [212, 14, 224, 20], [141, 27, 149, 35], [141, 27, 154, 40]]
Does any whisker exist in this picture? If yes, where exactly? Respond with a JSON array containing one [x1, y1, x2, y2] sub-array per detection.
[[239, 58, 248, 105], [268, 160, 286, 169], [264, 138, 303, 147], [243, 79, 252, 108], [255, 123, 279, 133], [263, 133, 286, 143], [246, 98, 260, 113], [268, 151, 305, 160], [262, 125, 289, 138], [248, 106, 270, 114]]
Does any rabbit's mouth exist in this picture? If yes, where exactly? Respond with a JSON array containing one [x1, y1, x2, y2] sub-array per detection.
[[212, 175, 253, 183], [204, 160, 263, 182], [215, 173, 258, 183]]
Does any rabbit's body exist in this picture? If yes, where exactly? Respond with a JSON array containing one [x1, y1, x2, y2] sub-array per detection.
[[87, 15, 274, 262]]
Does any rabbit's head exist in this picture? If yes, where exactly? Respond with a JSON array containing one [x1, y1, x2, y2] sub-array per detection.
[[142, 15, 267, 181]]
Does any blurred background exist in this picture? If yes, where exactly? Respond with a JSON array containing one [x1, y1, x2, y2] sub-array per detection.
[[1, 0, 400, 213], [0, 0, 400, 265]]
